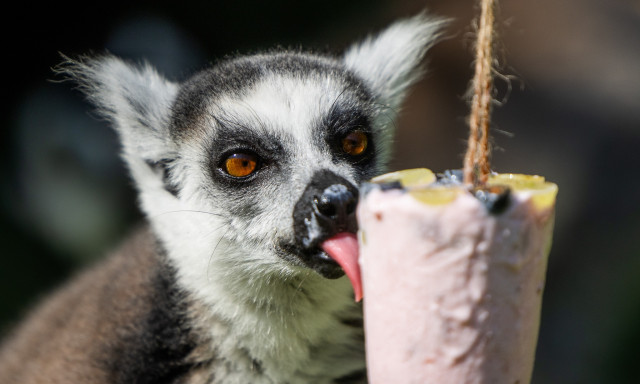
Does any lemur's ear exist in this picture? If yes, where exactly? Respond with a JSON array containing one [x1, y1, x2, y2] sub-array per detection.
[[58, 55, 178, 190], [59, 55, 178, 160], [343, 13, 448, 112]]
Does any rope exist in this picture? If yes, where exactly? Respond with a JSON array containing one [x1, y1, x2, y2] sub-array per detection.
[[463, 0, 496, 186]]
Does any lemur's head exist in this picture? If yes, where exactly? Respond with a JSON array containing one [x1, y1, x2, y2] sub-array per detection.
[[62, 14, 445, 303]]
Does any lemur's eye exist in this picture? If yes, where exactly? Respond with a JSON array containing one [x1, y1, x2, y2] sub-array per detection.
[[223, 153, 258, 178], [342, 131, 368, 156]]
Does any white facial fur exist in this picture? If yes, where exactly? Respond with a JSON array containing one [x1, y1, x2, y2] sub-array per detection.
[[60, 13, 445, 383]]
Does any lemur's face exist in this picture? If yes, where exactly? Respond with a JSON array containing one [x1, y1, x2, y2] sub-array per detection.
[[62, 14, 444, 298], [169, 54, 385, 280]]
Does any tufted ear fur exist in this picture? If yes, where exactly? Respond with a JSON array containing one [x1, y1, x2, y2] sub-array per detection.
[[58, 55, 179, 192], [343, 13, 448, 113]]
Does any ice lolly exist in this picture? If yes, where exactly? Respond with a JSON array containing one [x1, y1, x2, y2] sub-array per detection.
[[357, 169, 557, 384]]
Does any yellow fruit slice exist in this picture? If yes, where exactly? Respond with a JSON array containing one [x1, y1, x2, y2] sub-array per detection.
[[409, 186, 461, 205], [371, 168, 436, 188], [370, 169, 557, 210], [488, 173, 558, 210]]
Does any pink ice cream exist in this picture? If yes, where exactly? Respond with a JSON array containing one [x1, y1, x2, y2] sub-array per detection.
[[357, 174, 556, 383]]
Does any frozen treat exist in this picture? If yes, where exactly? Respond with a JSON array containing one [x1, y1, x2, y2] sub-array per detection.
[[358, 169, 557, 384]]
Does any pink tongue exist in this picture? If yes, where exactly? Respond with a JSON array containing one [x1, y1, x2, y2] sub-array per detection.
[[321, 233, 362, 302]]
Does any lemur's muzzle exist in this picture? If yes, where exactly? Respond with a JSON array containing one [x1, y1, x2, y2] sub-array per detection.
[[292, 170, 362, 300]]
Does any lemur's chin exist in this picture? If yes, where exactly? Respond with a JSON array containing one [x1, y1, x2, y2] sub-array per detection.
[[307, 249, 346, 279], [277, 241, 346, 279]]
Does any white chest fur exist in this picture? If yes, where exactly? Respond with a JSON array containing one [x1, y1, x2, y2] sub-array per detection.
[[186, 262, 365, 384]]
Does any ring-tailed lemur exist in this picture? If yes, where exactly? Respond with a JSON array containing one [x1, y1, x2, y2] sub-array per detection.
[[0, 13, 445, 384]]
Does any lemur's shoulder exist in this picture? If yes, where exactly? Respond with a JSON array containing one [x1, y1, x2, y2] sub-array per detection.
[[0, 227, 213, 384]]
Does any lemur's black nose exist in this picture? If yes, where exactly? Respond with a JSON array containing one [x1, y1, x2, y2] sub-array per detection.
[[314, 184, 357, 223], [292, 169, 359, 244], [291, 169, 360, 278]]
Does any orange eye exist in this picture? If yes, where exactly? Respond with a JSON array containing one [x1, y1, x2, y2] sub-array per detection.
[[342, 131, 368, 156], [224, 153, 258, 178]]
